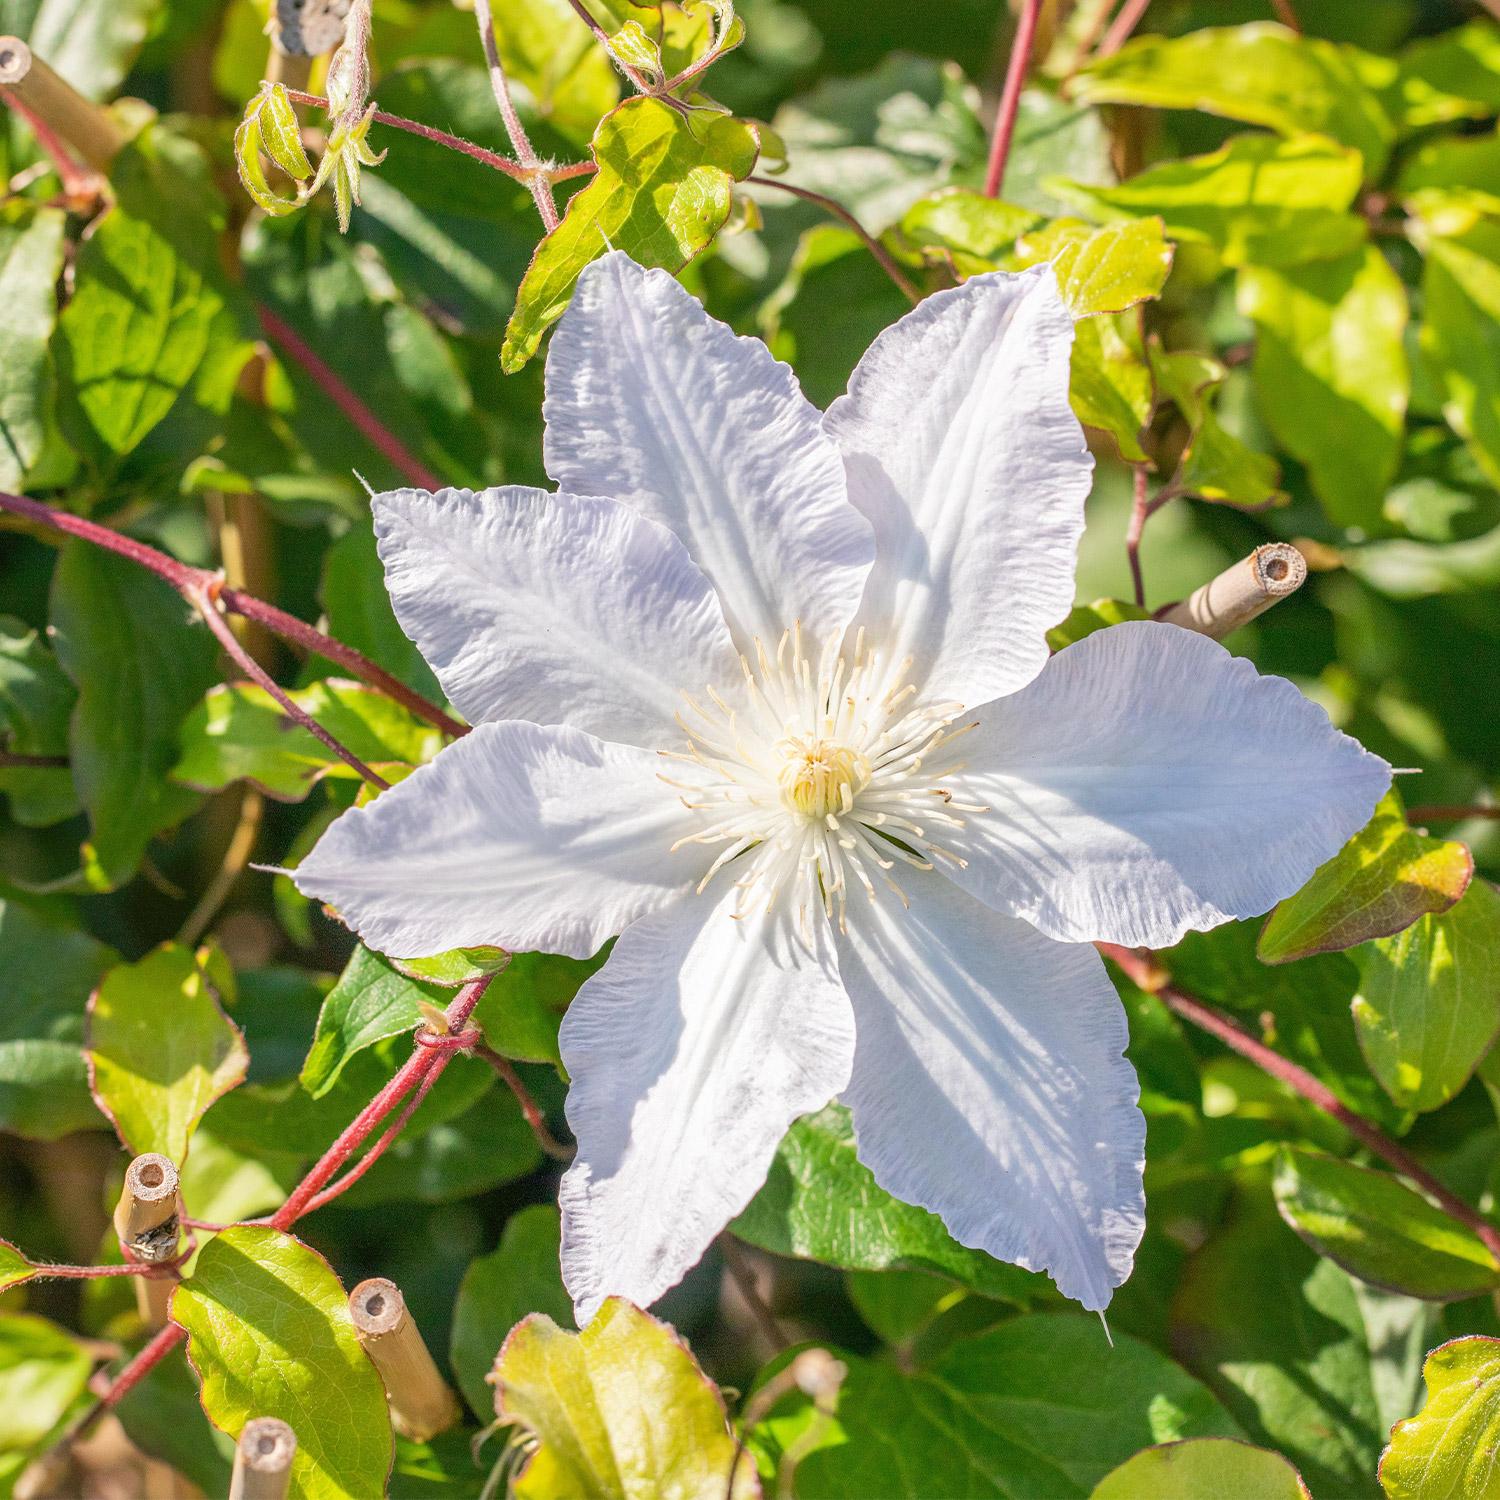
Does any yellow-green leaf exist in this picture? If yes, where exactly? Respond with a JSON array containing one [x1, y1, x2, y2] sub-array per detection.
[[389, 947, 511, 987], [1046, 598, 1152, 652], [0, 1239, 34, 1296], [501, 97, 758, 372], [487, 0, 619, 149], [1353, 877, 1500, 1113], [1260, 789, 1474, 963], [494, 1298, 757, 1499], [1091, 1437, 1310, 1499], [1069, 312, 1152, 461], [896, 188, 1041, 277], [1380, 1336, 1500, 1499], [1011, 217, 1174, 317], [173, 1226, 392, 1500], [258, 83, 313, 181], [86, 943, 248, 1163], [0, 1313, 93, 1451]]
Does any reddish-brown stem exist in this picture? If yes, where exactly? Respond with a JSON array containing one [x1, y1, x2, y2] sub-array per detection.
[[100, 1322, 186, 1409], [1100, 942, 1500, 1263], [191, 581, 390, 791], [1406, 805, 1500, 823], [25, 1262, 175, 1281], [1269, 0, 1301, 30], [983, 0, 1043, 198], [562, 0, 654, 94], [472, 0, 559, 230], [0, 492, 466, 739], [475, 1042, 575, 1161], [1097, 0, 1151, 58], [1064, 0, 1119, 82], [254, 305, 442, 491], [0, 749, 68, 768], [0, 90, 101, 200], [745, 176, 920, 305], [1126, 464, 1149, 608], [270, 977, 493, 1229], [719, 1233, 790, 1353]]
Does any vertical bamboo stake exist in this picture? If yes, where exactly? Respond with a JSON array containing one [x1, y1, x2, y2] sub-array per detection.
[[113, 1153, 180, 1331], [348, 1278, 461, 1441], [0, 37, 124, 168], [229, 1418, 296, 1500]]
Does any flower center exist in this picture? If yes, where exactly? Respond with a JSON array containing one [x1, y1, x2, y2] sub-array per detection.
[[660, 626, 984, 934]]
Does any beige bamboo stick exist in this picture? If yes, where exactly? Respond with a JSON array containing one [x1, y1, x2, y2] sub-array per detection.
[[1159, 542, 1307, 640], [0, 37, 124, 169], [113, 1154, 180, 1262], [348, 1278, 461, 1441], [229, 1418, 296, 1500]]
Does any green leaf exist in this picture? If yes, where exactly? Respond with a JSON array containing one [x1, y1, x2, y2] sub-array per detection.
[[1010, 217, 1174, 317], [733, 1103, 1053, 1305], [0, 897, 115, 1140], [389, 948, 511, 987], [450, 1205, 571, 1421], [178, 1129, 286, 1228], [486, 0, 619, 149], [0, 203, 64, 492], [86, 942, 248, 1163], [1090, 1438, 1310, 1500], [1383, 20, 1500, 133], [172, 678, 445, 802], [1069, 312, 1153, 461], [1380, 1335, 1500, 1499], [1073, 23, 1394, 179], [796, 1314, 1239, 1498], [1046, 598, 1152, 652], [1260, 789, 1474, 964], [1051, 132, 1366, 269], [1344, 523, 1500, 598], [896, 188, 1041, 277], [173, 1225, 393, 1500], [258, 82, 313, 180], [1236, 245, 1409, 532], [113, 1347, 236, 1499], [1352, 877, 1500, 1112], [0, 615, 77, 828], [494, 1297, 755, 1500], [501, 97, 758, 372], [0, 1312, 93, 1450], [473, 949, 606, 1069], [49, 540, 219, 891], [1274, 1147, 1500, 1301], [23, 0, 159, 100], [0, 1239, 33, 1295], [299, 944, 451, 1100]]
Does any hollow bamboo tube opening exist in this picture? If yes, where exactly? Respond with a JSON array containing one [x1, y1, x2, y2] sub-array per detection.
[[229, 1418, 296, 1500], [113, 1154, 180, 1263], [348, 1277, 461, 1441], [1158, 542, 1308, 640], [0, 37, 125, 169]]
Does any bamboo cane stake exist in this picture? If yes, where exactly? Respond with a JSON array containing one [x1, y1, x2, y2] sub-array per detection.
[[1158, 543, 1307, 640], [348, 1278, 461, 1441], [229, 1418, 296, 1500], [113, 1155, 179, 1263], [0, 37, 124, 169]]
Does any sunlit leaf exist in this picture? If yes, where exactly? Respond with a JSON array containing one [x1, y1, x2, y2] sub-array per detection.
[[1090, 1438, 1309, 1500], [0, 1313, 93, 1450], [1380, 1336, 1500, 1499], [896, 188, 1041, 277], [1382, 19, 1500, 133], [0, 1240, 33, 1296], [1046, 598, 1152, 652], [1069, 312, 1152, 461], [1011, 217, 1174, 317], [24, 0, 159, 100], [0, 203, 65, 494]]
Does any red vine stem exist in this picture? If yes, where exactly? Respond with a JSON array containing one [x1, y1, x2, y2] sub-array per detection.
[[1406, 805, 1500, 823], [475, 1042, 575, 1160], [983, 0, 1043, 198], [0, 493, 466, 739], [100, 1322, 186, 1409], [472, 0, 559, 230], [1099, 942, 1500, 1262], [254, 305, 442, 491], [1096, 0, 1151, 59]]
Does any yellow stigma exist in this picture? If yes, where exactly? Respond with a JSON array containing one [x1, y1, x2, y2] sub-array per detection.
[[777, 737, 870, 821]]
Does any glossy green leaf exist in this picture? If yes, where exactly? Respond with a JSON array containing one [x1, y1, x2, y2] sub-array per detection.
[[174, 1226, 392, 1500], [797, 1314, 1238, 1499], [1051, 132, 1366, 269], [0, 1240, 33, 1295], [86, 943, 248, 1163], [258, 82, 313, 180], [1069, 312, 1152, 462], [1074, 23, 1394, 179], [1383, 20, 1500, 133], [1352, 877, 1500, 1112], [473, 949, 606, 1069], [389, 948, 510, 987], [501, 98, 758, 371], [450, 1205, 571, 1421], [494, 1297, 755, 1500], [0, 202, 64, 493], [1273, 1147, 1500, 1301], [0, 615, 77, 827], [49, 541, 218, 891], [1237, 245, 1409, 531], [234, 110, 304, 220], [1260, 789, 1474, 963], [734, 1103, 1052, 1305], [1046, 598, 1152, 652], [1091, 1438, 1310, 1500], [0, 1313, 93, 1450], [173, 678, 444, 802], [488, 0, 619, 149], [896, 188, 1041, 277], [300, 944, 450, 1099], [1011, 217, 1174, 317], [1380, 1335, 1500, 1499]]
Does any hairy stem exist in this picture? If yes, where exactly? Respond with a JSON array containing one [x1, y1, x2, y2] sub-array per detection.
[[0, 493, 466, 738], [100, 1322, 186, 1409], [474, 1042, 575, 1160], [1100, 943, 1500, 1262], [562, 0, 654, 94], [472, 0, 560, 230], [983, 0, 1043, 198], [745, 176, 920, 305]]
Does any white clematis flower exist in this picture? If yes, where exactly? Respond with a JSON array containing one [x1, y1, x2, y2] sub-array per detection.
[[294, 251, 1390, 1319]]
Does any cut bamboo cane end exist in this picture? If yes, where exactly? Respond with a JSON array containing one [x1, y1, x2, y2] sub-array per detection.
[[349, 1278, 462, 1442], [1158, 543, 1308, 641], [113, 1154, 180, 1263], [0, 36, 125, 170], [230, 1418, 296, 1500], [0, 37, 30, 84]]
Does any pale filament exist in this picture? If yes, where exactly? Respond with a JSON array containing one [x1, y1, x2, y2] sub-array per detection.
[[661, 625, 986, 936]]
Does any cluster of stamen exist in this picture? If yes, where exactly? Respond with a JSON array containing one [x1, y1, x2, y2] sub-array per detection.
[[660, 626, 984, 935]]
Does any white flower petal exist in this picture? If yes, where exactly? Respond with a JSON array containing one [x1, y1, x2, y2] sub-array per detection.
[[838, 876, 1145, 1311], [543, 251, 875, 651], [293, 721, 702, 960], [559, 887, 855, 1324], [825, 265, 1091, 708], [371, 486, 739, 748], [944, 621, 1392, 948]]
